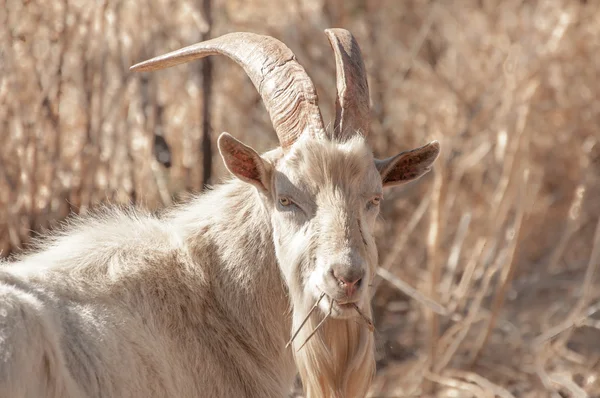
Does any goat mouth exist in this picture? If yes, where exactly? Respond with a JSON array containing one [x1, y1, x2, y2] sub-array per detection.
[[335, 298, 359, 307], [286, 291, 375, 352], [332, 300, 358, 314], [311, 286, 356, 314], [323, 294, 375, 332], [317, 291, 374, 331]]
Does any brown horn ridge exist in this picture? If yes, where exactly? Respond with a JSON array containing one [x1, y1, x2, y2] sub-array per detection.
[[130, 32, 325, 149], [325, 28, 370, 141]]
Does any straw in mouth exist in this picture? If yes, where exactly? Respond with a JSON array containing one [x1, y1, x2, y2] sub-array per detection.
[[287, 293, 375, 352]]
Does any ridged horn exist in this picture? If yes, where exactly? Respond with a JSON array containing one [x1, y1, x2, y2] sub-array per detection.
[[130, 32, 325, 149], [325, 29, 370, 140]]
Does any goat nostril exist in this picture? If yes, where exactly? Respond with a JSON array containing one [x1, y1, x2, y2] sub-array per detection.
[[342, 276, 361, 287], [331, 267, 365, 295]]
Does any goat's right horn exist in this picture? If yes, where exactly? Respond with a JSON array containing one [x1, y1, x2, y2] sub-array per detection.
[[325, 29, 370, 141], [130, 32, 325, 150]]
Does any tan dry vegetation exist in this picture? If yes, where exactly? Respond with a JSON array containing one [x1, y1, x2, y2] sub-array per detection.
[[1, 0, 599, 396]]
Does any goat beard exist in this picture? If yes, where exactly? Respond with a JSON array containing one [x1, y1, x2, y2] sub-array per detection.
[[290, 295, 376, 398]]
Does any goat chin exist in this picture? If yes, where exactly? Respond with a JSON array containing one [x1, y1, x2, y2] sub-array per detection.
[[292, 301, 376, 398]]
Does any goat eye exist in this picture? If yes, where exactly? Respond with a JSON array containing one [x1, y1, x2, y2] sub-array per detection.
[[279, 197, 292, 207]]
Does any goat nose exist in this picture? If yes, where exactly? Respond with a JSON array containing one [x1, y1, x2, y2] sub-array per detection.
[[331, 267, 364, 297]]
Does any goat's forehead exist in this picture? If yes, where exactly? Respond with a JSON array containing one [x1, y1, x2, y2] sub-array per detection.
[[275, 137, 381, 196]]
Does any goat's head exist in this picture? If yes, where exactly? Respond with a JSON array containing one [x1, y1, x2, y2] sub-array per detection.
[[131, 29, 440, 396]]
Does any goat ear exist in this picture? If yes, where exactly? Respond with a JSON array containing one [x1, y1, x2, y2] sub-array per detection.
[[375, 141, 440, 187], [218, 133, 272, 192]]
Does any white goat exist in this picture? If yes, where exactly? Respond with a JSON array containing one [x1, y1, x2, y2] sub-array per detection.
[[0, 29, 440, 398]]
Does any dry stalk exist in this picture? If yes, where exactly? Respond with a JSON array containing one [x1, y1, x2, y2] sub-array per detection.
[[425, 370, 492, 398], [534, 342, 557, 392], [547, 182, 586, 273], [433, 312, 486, 373], [477, 359, 529, 384], [547, 372, 589, 398], [285, 293, 375, 351], [532, 138, 598, 379], [395, 4, 436, 86], [373, 192, 432, 293], [150, 159, 173, 206], [580, 317, 600, 330], [469, 159, 531, 364], [449, 237, 486, 313], [425, 159, 443, 393], [434, 247, 508, 373], [444, 369, 517, 398], [199, 0, 213, 187], [533, 218, 600, 395], [532, 219, 600, 347], [351, 303, 375, 332], [576, 216, 600, 310], [286, 292, 325, 349], [440, 211, 471, 304], [556, 344, 588, 366], [368, 355, 429, 397], [442, 141, 491, 226], [467, 199, 525, 364], [296, 298, 333, 352], [377, 267, 449, 316], [291, 298, 375, 353]]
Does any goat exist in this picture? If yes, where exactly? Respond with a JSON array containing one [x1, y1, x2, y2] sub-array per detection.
[[0, 29, 440, 398]]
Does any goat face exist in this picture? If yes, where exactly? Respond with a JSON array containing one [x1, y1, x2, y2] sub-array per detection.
[[217, 132, 439, 319], [270, 136, 380, 319]]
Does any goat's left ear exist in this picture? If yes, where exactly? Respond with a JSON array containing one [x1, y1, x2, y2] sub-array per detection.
[[218, 133, 272, 192], [375, 141, 440, 187]]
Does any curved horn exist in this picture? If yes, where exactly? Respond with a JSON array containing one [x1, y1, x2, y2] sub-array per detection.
[[325, 29, 370, 140], [130, 32, 325, 149]]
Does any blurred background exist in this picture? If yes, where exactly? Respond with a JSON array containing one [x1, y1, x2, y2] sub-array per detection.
[[1, 0, 599, 396]]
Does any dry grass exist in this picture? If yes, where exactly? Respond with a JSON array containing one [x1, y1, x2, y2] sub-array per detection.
[[2, 0, 600, 396]]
